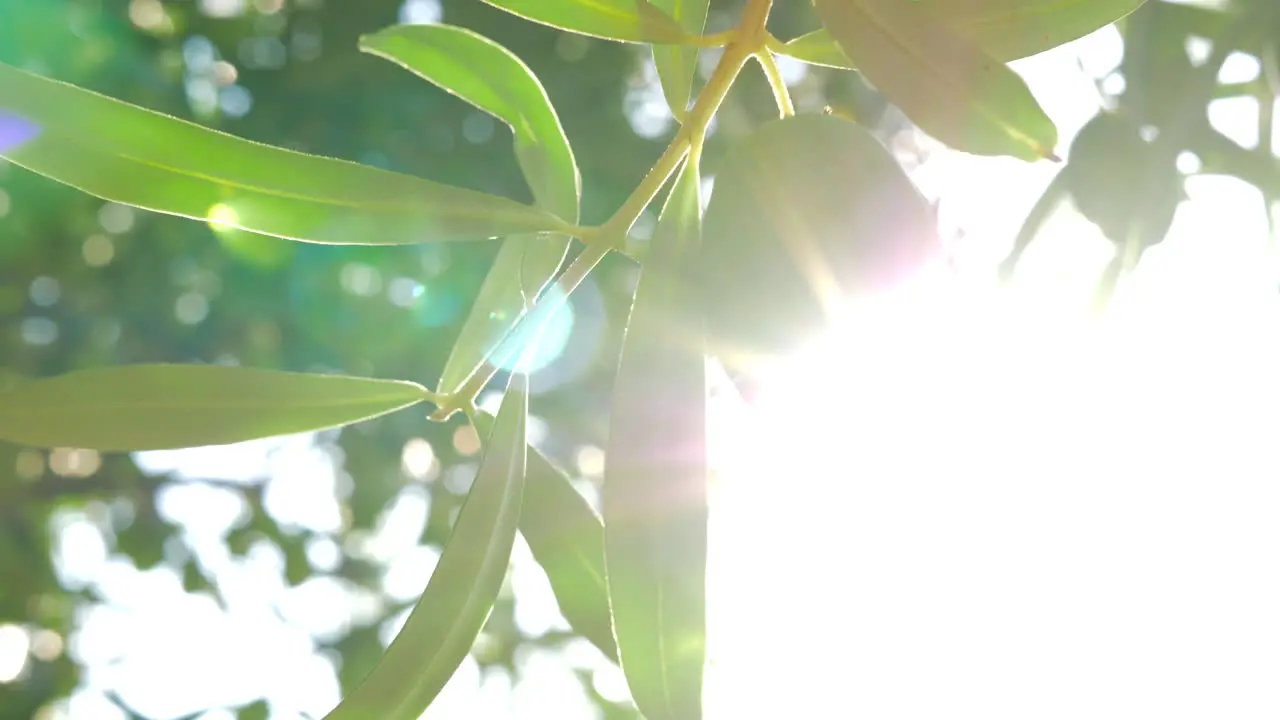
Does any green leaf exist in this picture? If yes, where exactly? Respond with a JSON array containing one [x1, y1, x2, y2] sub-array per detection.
[[358, 25, 581, 396], [0, 364, 429, 451], [0, 61, 569, 245], [784, 0, 1146, 69], [603, 157, 707, 720], [651, 0, 710, 121], [474, 411, 618, 663], [324, 376, 528, 720], [813, 0, 1059, 160], [478, 0, 688, 44], [940, 0, 1147, 62]]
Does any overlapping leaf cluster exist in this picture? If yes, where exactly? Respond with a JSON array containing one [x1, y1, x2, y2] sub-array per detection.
[[0, 0, 1150, 717]]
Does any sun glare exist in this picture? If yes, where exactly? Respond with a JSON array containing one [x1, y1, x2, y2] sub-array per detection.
[[705, 149, 1280, 718]]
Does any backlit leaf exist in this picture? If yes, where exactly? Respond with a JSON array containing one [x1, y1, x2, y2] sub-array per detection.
[[813, 0, 1059, 160], [651, 0, 710, 120], [0, 364, 429, 451], [475, 411, 618, 663], [324, 375, 528, 720], [478, 0, 688, 44], [784, 0, 1146, 70], [359, 25, 581, 396], [604, 156, 708, 719], [0, 62, 568, 245]]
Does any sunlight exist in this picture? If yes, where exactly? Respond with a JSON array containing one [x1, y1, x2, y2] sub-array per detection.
[[705, 161, 1280, 717], [704, 24, 1280, 711]]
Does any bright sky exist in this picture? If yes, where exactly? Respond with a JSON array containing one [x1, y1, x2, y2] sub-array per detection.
[[7, 8, 1280, 720]]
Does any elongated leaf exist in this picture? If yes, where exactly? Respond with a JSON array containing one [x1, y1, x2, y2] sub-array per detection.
[[0, 62, 569, 245], [479, 0, 688, 44], [604, 157, 708, 720], [359, 25, 581, 396], [813, 0, 1059, 160], [780, 30, 866, 70], [324, 376, 528, 720], [0, 364, 429, 451], [651, 0, 710, 121], [475, 411, 618, 663], [785, 0, 1145, 69]]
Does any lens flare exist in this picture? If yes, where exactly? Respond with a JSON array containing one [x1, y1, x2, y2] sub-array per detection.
[[0, 113, 40, 153]]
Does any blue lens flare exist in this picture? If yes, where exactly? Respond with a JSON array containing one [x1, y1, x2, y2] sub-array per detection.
[[0, 112, 40, 153]]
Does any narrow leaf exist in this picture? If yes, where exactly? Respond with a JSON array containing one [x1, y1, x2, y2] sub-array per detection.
[[475, 411, 618, 663], [651, 0, 710, 121], [780, 30, 864, 70], [604, 157, 708, 720], [0, 364, 429, 451], [785, 0, 1145, 70], [324, 376, 528, 720], [0, 62, 568, 245], [813, 0, 1059, 160], [358, 25, 581, 396], [479, 0, 688, 44]]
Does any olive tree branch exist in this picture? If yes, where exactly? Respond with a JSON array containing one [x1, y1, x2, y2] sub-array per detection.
[[428, 0, 774, 421]]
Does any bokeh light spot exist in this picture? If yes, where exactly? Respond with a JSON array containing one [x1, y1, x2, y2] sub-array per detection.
[[205, 203, 239, 233], [400, 438, 438, 481], [462, 111, 496, 145], [0, 113, 40, 154], [49, 448, 101, 478], [574, 445, 605, 479], [0, 625, 30, 684], [97, 202, 135, 234], [452, 425, 481, 457], [129, 0, 173, 32], [21, 318, 58, 346], [555, 34, 590, 63], [398, 0, 442, 25], [340, 262, 382, 297], [28, 276, 60, 307], [175, 292, 210, 325], [82, 234, 115, 266], [388, 277, 422, 308], [28, 630, 62, 662]]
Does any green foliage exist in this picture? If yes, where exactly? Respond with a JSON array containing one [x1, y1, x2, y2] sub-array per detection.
[[357, 24, 582, 396], [0, 62, 571, 245], [0, 364, 430, 451], [474, 411, 619, 663], [477, 0, 690, 44], [325, 373, 528, 720], [650, 0, 711, 120], [18, 0, 1278, 716], [782, 0, 1146, 69], [603, 156, 707, 720], [813, 0, 1059, 160]]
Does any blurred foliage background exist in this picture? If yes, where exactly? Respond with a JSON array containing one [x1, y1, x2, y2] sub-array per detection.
[[0, 0, 1276, 718]]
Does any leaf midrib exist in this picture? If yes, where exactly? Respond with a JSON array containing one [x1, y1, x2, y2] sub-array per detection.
[[12, 132, 545, 223]]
